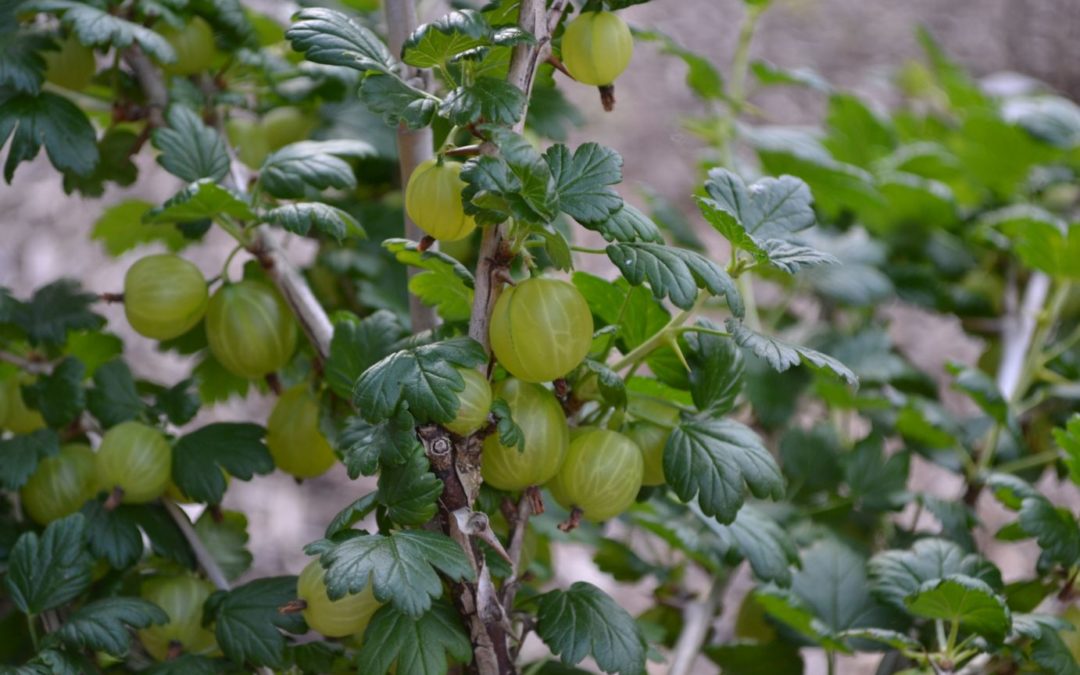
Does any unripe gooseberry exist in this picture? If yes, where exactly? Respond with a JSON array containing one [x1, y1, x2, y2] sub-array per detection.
[[489, 277, 594, 383], [625, 421, 668, 487], [20, 444, 97, 524], [226, 118, 270, 170], [443, 368, 492, 436], [547, 427, 643, 522], [482, 379, 568, 491], [561, 11, 634, 87], [2, 376, 46, 434], [42, 36, 96, 91], [205, 281, 298, 379], [266, 385, 337, 479], [95, 421, 172, 504], [261, 107, 315, 151], [124, 254, 209, 341], [297, 559, 382, 638], [404, 158, 477, 242], [160, 17, 217, 76], [137, 575, 218, 661]]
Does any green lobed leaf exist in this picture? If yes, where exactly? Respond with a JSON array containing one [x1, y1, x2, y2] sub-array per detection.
[[23, 356, 85, 428], [690, 502, 799, 585], [324, 492, 378, 538], [353, 337, 487, 425], [607, 241, 743, 314], [579, 203, 664, 243], [460, 127, 559, 225], [359, 73, 438, 129], [335, 411, 421, 478], [258, 139, 377, 199], [326, 310, 407, 401], [705, 640, 804, 675], [868, 537, 1002, 611], [4, 513, 92, 614], [544, 142, 624, 224], [534, 582, 647, 675], [0, 428, 59, 490], [86, 359, 145, 428], [194, 510, 253, 582], [54, 597, 168, 656], [285, 8, 395, 73], [403, 9, 490, 68], [356, 599, 472, 675], [684, 320, 743, 414], [836, 627, 921, 652], [490, 398, 524, 452], [151, 106, 230, 184], [264, 202, 364, 241], [23, 0, 175, 61], [986, 205, 1080, 279], [0, 32, 50, 95], [80, 499, 196, 570], [702, 169, 816, 241], [725, 319, 857, 385], [376, 446, 443, 526], [172, 423, 274, 505], [843, 434, 910, 511], [664, 416, 783, 524], [151, 378, 200, 426], [208, 576, 300, 668], [441, 77, 526, 125], [146, 180, 255, 223], [62, 127, 139, 197], [144, 654, 228, 675], [0, 90, 98, 182], [307, 529, 474, 617], [193, 352, 250, 404], [906, 575, 1011, 643], [1016, 496, 1080, 567], [753, 586, 850, 652], [91, 200, 189, 256], [383, 239, 475, 322]]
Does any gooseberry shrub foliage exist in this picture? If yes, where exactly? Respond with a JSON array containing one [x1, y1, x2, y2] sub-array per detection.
[[0, 0, 1078, 673]]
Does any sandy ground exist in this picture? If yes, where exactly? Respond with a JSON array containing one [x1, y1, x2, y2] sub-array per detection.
[[3, 1, 1079, 673]]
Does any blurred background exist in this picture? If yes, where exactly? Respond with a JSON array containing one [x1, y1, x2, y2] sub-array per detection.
[[3, 0, 1079, 672]]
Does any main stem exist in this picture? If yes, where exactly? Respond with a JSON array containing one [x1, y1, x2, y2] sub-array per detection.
[[385, 0, 437, 333]]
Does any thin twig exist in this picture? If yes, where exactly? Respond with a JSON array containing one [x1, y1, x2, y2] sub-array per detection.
[[163, 499, 229, 591], [386, 0, 438, 333], [997, 271, 1050, 399], [668, 577, 725, 675], [0, 351, 52, 375]]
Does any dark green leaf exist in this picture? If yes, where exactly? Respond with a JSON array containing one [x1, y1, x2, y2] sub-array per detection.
[[664, 416, 783, 523], [725, 319, 857, 385], [836, 627, 921, 652], [1054, 414, 1080, 487], [152, 379, 200, 426], [753, 587, 849, 652], [789, 539, 898, 637], [151, 106, 229, 183], [906, 575, 1011, 643], [62, 127, 139, 197], [356, 600, 472, 675], [868, 538, 1002, 611], [353, 337, 487, 424], [259, 139, 376, 199], [384, 239, 475, 322], [0, 89, 98, 182], [264, 202, 363, 241], [335, 411, 421, 478], [24, 0, 175, 61], [580, 204, 664, 243], [4, 513, 92, 614], [491, 398, 524, 452], [144, 654, 227, 675], [326, 310, 407, 401], [607, 241, 743, 313], [285, 8, 394, 73], [844, 434, 909, 511], [172, 423, 274, 505], [684, 320, 743, 414], [441, 77, 526, 125], [1017, 496, 1080, 567], [23, 357, 85, 428], [194, 510, 252, 582], [359, 73, 438, 129], [701, 169, 816, 242], [705, 641, 804, 675], [691, 502, 799, 585], [0, 428, 59, 490], [403, 9, 490, 68], [209, 576, 299, 668], [146, 180, 255, 223], [779, 424, 841, 493], [535, 582, 647, 675], [1031, 629, 1080, 675], [461, 127, 559, 225], [194, 352, 250, 404], [0, 32, 49, 95], [54, 597, 167, 656], [377, 446, 442, 526], [581, 359, 627, 409], [544, 143, 623, 224], [86, 359, 144, 428], [324, 492, 378, 538]]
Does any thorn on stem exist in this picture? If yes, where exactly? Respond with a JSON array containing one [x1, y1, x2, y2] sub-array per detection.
[[557, 506, 582, 532], [418, 235, 436, 252], [546, 55, 574, 80]]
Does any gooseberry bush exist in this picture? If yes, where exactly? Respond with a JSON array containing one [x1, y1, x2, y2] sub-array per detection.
[[1, 0, 1079, 673]]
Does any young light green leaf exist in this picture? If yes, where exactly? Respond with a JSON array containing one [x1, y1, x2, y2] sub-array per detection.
[[544, 142, 624, 224], [376, 446, 443, 526], [4, 279, 102, 346], [0, 90, 98, 182], [702, 169, 816, 241], [836, 627, 921, 652], [145, 180, 255, 223], [259, 139, 377, 199], [725, 319, 857, 385], [607, 241, 743, 314], [5, 513, 93, 614], [91, 200, 189, 256], [353, 337, 487, 424], [985, 205, 1080, 279], [384, 239, 475, 322], [54, 597, 168, 656], [1053, 414, 1080, 486], [534, 582, 647, 675], [172, 423, 274, 505], [868, 538, 1002, 611], [285, 8, 394, 73], [0, 428, 59, 491], [86, 359, 145, 428], [441, 77, 526, 125], [307, 529, 474, 617], [356, 600, 472, 675], [208, 576, 300, 668], [664, 417, 783, 524], [194, 510, 253, 582], [906, 575, 1011, 643], [264, 202, 363, 241], [151, 106, 229, 183], [751, 59, 831, 91]]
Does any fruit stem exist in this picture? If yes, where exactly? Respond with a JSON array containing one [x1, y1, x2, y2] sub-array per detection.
[[557, 506, 583, 532], [278, 599, 308, 614], [26, 615, 38, 651], [104, 486, 124, 511]]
